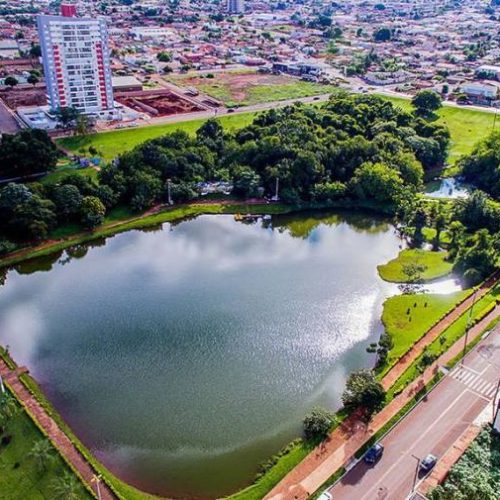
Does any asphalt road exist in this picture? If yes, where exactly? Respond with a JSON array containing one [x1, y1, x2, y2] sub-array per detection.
[[0, 98, 21, 134], [329, 326, 500, 500]]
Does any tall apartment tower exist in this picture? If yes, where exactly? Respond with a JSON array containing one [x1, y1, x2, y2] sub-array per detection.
[[227, 0, 245, 14], [37, 4, 114, 115]]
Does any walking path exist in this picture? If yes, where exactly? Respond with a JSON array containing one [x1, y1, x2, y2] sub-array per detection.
[[382, 271, 499, 390], [0, 358, 116, 500], [266, 300, 500, 499]]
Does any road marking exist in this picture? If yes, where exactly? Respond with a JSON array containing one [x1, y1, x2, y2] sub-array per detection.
[[358, 389, 469, 500], [449, 366, 496, 400]]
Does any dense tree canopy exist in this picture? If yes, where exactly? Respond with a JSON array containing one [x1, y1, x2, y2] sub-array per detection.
[[0, 129, 58, 179], [99, 94, 449, 213], [342, 369, 386, 417], [460, 132, 500, 201], [411, 90, 442, 117]]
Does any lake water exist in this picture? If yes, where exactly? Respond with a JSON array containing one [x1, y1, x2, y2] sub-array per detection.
[[0, 211, 402, 498]]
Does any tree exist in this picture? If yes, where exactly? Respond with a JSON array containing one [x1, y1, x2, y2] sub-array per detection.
[[342, 369, 386, 417], [374, 28, 391, 42], [232, 166, 261, 198], [27, 74, 39, 86], [29, 439, 54, 471], [80, 196, 105, 229], [454, 229, 496, 284], [411, 90, 442, 117], [429, 204, 446, 250], [0, 391, 18, 423], [75, 114, 94, 137], [51, 184, 83, 222], [459, 132, 500, 201], [17, 197, 57, 240], [4, 76, 18, 88], [54, 107, 80, 128], [302, 407, 334, 441], [156, 51, 172, 62], [51, 471, 82, 500], [29, 42, 41, 58], [0, 129, 58, 178], [411, 205, 427, 247], [351, 162, 403, 205]]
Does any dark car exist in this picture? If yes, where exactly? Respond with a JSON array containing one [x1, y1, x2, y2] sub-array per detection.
[[420, 454, 437, 473], [364, 443, 384, 464]]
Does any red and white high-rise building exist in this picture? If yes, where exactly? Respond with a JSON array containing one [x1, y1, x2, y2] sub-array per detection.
[[37, 4, 114, 115]]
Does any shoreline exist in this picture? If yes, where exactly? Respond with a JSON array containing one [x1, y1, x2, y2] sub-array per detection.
[[0, 200, 393, 270]]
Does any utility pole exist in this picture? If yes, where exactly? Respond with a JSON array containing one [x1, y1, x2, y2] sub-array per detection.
[[461, 288, 479, 364], [0, 374, 4, 394]]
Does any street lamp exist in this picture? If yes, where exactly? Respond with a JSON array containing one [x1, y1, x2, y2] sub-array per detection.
[[411, 454, 421, 493], [166, 178, 173, 206], [91, 474, 102, 500], [461, 288, 479, 364], [271, 177, 279, 202]]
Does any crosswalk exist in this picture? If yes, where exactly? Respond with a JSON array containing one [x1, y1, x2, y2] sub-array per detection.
[[449, 365, 498, 400]]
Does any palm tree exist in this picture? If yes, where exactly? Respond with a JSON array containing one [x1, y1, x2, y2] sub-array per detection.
[[29, 439, 54, 471], [51, 471, 82, 500]]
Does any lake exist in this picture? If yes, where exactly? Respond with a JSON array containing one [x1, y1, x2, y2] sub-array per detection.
[[0, 211, 402, 498]]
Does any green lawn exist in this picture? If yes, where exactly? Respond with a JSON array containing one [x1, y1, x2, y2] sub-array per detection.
[[58, 112, 256, 161], [40, 166, 98, 186], [387, 284, 499, 398], [57, 95, 496, 164], [382, 96, 497, 163], [381, 290, 469, 370], [194, 80, 337, 108], [377, 249, 454, 283], [167, 70, 337, 108], [0, 392, 92, 500]]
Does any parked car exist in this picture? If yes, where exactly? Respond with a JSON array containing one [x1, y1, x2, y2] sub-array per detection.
[[317, 491, 333, 500], [364, 443, 384, 464], [420, 454, 437, 473]]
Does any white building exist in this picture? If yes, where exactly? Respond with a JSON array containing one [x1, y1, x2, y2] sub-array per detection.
[[227, 0, 245, 14], [37, 4, 115, 116]]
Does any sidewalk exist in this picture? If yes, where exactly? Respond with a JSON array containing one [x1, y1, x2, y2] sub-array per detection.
[[382, 271, 499, 391], [0, 358, 116, 500], [266, 304, 500, 500]]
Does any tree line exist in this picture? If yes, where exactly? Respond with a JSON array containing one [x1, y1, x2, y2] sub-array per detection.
[[0, 93, 498, 286]]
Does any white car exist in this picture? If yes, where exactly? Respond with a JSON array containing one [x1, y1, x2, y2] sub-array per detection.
[[318, 491, 333, 500]]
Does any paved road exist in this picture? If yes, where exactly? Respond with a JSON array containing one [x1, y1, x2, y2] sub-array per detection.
[[0, 98, 21, 134], [329, 326, 500, 500]]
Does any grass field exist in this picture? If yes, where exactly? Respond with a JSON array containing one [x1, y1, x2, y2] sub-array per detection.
[[387, 284, 499, 398], [167, 70, 337, 107], [58, 95, 496, 165], [377, 249, 454, 283], [382, 96, 497, 164], [381, 290, 469, 369], [0, 392, 91, 500], [58, 112, 255, 161]]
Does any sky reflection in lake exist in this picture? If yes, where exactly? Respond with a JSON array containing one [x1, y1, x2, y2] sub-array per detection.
[[0, 212, 401, 498]]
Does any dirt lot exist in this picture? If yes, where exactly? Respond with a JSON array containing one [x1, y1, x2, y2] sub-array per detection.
[[115, 89, 204, 117], [0, 86, 47, 109], [169, 70, 337, 107]]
